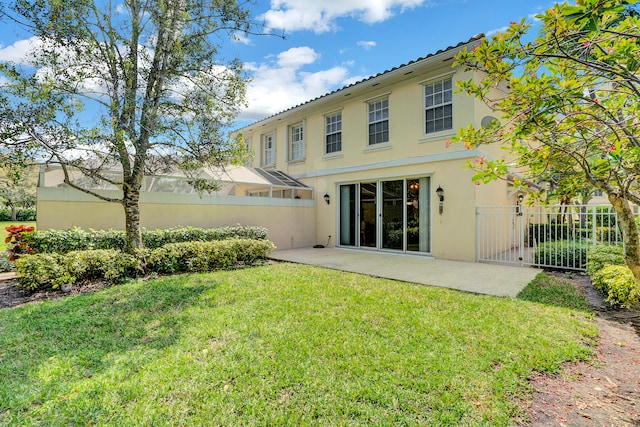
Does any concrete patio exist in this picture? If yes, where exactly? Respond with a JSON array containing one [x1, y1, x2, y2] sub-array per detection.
[[269, 248, 541, 298]]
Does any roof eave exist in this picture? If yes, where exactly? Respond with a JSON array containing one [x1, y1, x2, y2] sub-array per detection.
[[239, 34, 484, 132]]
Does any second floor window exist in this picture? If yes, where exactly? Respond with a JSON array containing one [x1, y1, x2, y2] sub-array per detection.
[[289, 123, 305, 161], [368, 98, 389, 145], [262, 132, 275, 166], [424, 77, 453, 134], [325, 112, 342, 154]]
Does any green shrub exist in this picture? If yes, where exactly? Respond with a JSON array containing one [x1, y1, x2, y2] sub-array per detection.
[[591, 264, 640, 308], [0, 208, 36, 221], [25, 225, 268, 254], [14, 253, 72, 290], [528, 223, 575, 244], [15, 250, 140, 291], [0, 252, 15, 272], [533, 240, 590, 269], [589, 206, 617, 227], [146, 239, 275, 274], [23, 228, 123, 254], [585, 245, 625, 279], [594, 226, 622, 243], [228, 239, 277, 264], [67, 249, 140, 282]]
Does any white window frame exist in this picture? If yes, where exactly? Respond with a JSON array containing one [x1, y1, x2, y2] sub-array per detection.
[[368, 97, 389, 145], [261, 132, 275, 167], [325, 112, 342, 154], [424, 77, 453, 135], [289, 122, 305, 162]]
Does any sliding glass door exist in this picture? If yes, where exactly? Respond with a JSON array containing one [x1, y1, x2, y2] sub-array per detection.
[[360, 183, 377, 248], [339, 184, 356, 246], [339, 177, 430, 253], [382, 180, 403, 250], [406, 177, 430, 253]]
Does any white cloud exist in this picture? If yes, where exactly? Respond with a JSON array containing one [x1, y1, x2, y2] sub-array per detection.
[[0, 36, 43, 64], [261, 0, 426, 33], [239, 46, 356, 121], [357, 40, 376, 50], [276, 46, 319, 68], [232, 31, 252, 45], [485, 25, 509, 37]]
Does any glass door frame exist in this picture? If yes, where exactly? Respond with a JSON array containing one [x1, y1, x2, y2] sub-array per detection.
[[337, 177, 431, 255]]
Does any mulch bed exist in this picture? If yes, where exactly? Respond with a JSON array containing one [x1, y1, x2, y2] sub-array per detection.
[[523, 271, 640, 426], [0, 277, 113, 309]]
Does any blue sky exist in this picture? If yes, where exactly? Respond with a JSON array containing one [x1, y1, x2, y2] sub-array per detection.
[[0, 0, 553, 127]]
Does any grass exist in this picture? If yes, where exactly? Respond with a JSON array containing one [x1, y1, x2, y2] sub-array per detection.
[[517, 273, 591, 311], [0, 264, 597, 426]]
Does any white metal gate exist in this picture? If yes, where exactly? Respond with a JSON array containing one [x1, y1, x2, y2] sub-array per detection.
[[476, 205, 630, 271]]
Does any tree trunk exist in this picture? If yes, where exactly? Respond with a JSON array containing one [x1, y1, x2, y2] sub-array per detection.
[[122, 187, 142, 253], [10, 204, 16, 221], [608, 193, 640, 282]]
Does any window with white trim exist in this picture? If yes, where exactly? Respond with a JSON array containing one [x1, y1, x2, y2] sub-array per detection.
[[325, 112, 342, 154], [368, 98, 389, 145], [261, 132, 275, 166], [424, 77, 453, 134], [289, 123, 305, 161]]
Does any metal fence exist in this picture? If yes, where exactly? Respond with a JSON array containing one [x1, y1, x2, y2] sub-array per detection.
[[476, 204, 636, 270]]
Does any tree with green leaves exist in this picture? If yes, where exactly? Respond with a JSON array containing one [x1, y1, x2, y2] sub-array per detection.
[[0, 0, 263, 252], [0, 161, 37, 221], [454, 0, 640, 280]]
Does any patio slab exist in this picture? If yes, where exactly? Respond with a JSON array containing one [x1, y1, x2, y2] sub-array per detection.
[[269, 248, 541, 298]]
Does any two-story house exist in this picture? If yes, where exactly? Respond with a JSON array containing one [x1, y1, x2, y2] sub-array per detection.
[[238, 34, 513, 262], [36, 34, 517, 263]]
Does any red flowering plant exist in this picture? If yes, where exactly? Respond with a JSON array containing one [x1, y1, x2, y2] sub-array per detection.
[[5, 224, 35, 262]]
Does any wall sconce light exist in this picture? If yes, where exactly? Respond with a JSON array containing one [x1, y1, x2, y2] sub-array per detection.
[[324, 193, 330, 205], [436, 185, 444, 215], [516, 193, 524, 216]]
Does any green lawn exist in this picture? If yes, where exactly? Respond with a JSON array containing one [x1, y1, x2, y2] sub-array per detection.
[[0, 264, 596, 426]]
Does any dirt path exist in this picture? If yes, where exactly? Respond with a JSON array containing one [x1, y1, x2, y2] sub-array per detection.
[[524, 272, 640, 426]]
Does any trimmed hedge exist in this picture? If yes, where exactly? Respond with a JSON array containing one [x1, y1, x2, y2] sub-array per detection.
[[14, 238, 275, 291], [528, 223, 573, 244], [0, 208, 36, 221], [15, 250, 140, 291], [533, 240, 590, 269], [585, 245, 639, 308], [591, 265, 640, 308], [146, 239, 276, 274], [585, 245, 625, 277], [24, 225, 268, 254]]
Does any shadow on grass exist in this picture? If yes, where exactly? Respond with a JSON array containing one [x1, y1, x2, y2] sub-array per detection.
[[517, 273, 591, 311], [0, 274, 212, 415]]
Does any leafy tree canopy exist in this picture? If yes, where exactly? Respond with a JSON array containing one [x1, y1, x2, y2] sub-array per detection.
[[453, 0, 640, 278], [0, 0, 267, 251]]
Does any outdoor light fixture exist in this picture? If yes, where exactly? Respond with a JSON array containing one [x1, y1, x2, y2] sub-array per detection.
[[324, 193, 330, 205], [516, 193, 524, 216], [436, 186, 445, 215]]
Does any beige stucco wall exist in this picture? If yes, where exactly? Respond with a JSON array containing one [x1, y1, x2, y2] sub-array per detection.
[[240, 55, 512, 262], [304, 159, 506, 262], [37, 187, 316, 250], [38, 39, 514, 263]]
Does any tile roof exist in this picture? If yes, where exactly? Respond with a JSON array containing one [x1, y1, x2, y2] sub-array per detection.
[[242, 33, 485, 129]]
